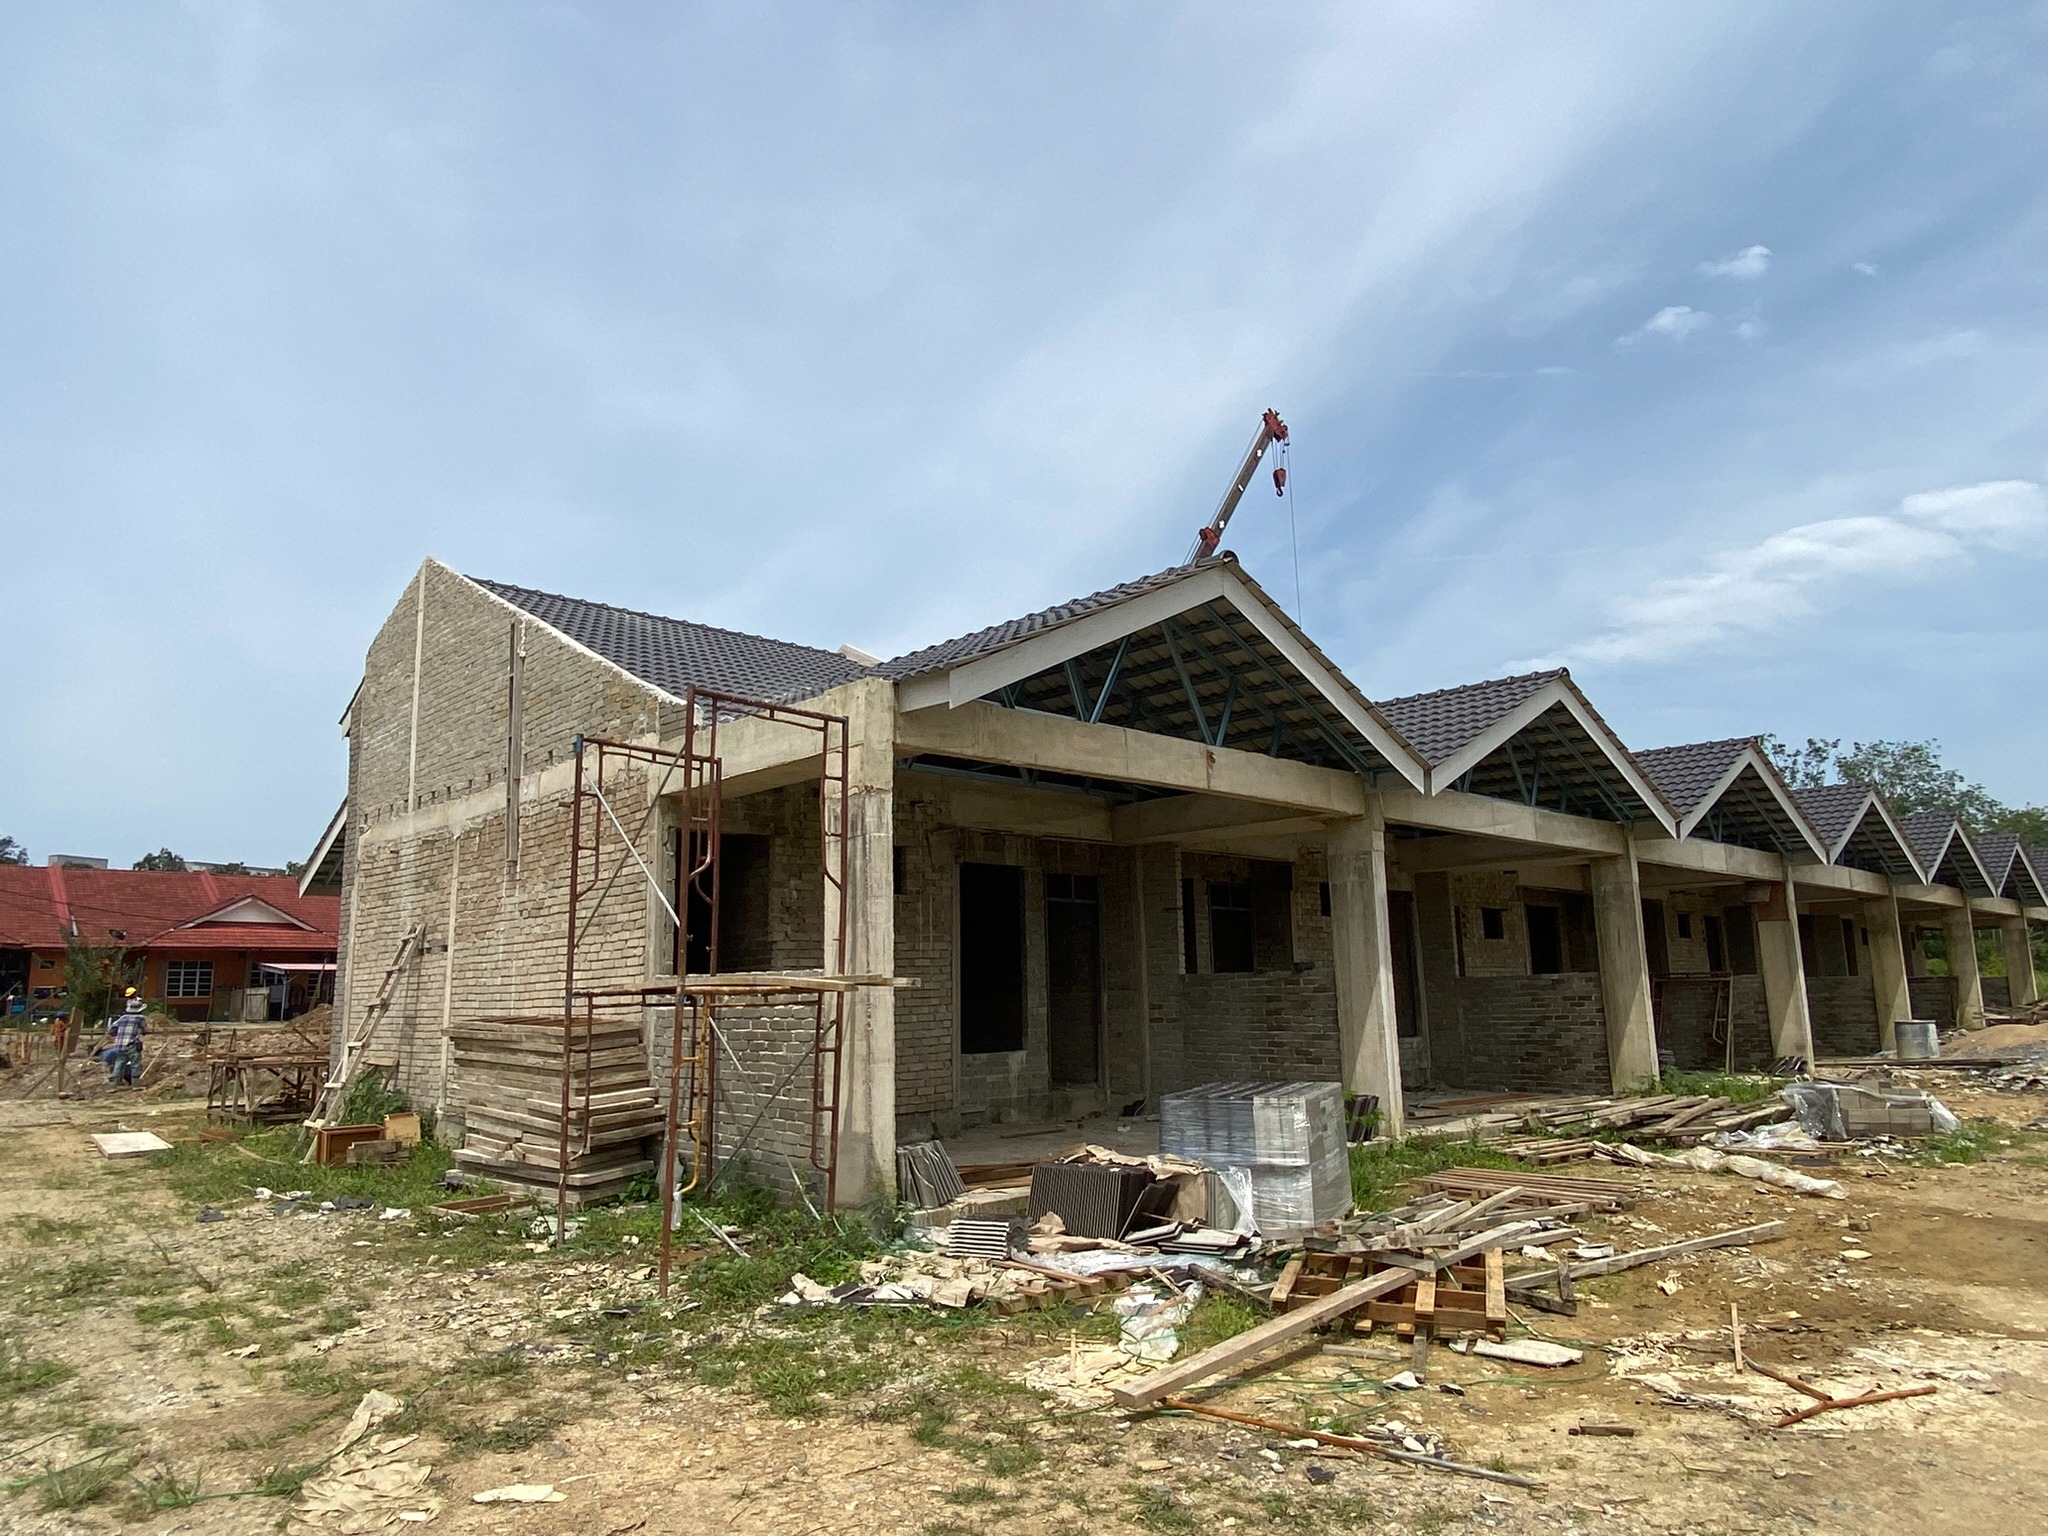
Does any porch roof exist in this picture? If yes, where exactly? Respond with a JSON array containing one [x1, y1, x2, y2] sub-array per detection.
[[1900, 809, 1995, 895], [1375, 670, 1676, 833], [886, 556, 1429, 789], [1791, 784, 1925, 882], [1972, 832, 2048, 907], [1634, 737, 1824, 860]]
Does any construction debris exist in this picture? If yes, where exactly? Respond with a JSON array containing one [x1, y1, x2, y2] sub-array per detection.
[[1601, 1142, 1845, 1198], [1158, 1397, 1541, 1489], [89, 1130, 171, 1157]]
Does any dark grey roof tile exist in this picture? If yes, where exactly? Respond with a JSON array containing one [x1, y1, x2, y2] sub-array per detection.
[[1374, 671, 1561, 765], [1635, 738, 1755, 820], [474, 578, 872, 703]]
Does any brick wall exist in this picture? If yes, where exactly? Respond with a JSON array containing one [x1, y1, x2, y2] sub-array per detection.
[[1173, 849, 1338, 1088], [1982, 977, 2012, 1011], [1655, 975, 1771, 1071], [337, 562, 668, 1115], [1449, 871, 1527, 975], [1432, 975, 1610, 1093], [1806, 975, 1878, 1057], [1908, 976, 1956, 1028]]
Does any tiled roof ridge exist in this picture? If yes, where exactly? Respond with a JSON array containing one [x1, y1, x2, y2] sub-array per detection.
[[472, 576, 859, 672], [1375, 667, 1567, 708], [1636, 734, 1763, 760]]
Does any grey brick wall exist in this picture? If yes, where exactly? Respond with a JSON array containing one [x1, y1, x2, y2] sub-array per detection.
[[1807, 974, 1879, 1058], [1655, 975, 1772, 1071], [337, 562, 667, 1114], [1908, 976, 1956, 1028], [1429, 975, 1610, 1093], [1982, 976, 2012, 1011]]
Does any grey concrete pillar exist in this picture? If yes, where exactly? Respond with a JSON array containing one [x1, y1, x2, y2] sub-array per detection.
[[1756, 874, 1815, 1065], [1588, 845, 1660, 1090], [1328, 799, 1403, 1138], [1945, 907, 1986, 1031], [827, 679, 897, 1207], [1862, 894, 1912, 1054], [1998, 918, 2038, 1008]]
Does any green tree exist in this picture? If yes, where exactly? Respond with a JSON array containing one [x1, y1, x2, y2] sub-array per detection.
[[61, 936, 144, 1026], [0, 835, 26, 865], [1763, 735, 2047, 836], [132, 849, 188, 871]]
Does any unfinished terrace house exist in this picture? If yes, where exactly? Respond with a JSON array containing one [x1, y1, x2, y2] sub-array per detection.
[[329, 557, 2048, 1208]]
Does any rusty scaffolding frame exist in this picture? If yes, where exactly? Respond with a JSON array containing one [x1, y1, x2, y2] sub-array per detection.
[[557, 687, 854, 1292]]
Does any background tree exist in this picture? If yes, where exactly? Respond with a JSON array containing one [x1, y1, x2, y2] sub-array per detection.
[[132, 849, 188, 871], [61, 936, 144, 1026], [1764, 735, 2046, 838], [0, 835, 26, 865]]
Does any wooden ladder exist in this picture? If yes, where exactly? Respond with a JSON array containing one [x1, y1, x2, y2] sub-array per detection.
[[307, 921, 425, 1126]]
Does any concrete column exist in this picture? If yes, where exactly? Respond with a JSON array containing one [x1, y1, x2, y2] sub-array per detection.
[[1588, 844, 1659, 1090], [1862, 894, 1912, 1054], [1903, 924, 1929, 978], [1945, 907, 1986, 1031], [1328, 798, 1403, 1138], [1998, 918, 2038, 1008], [826, 679, 896, 1208], [1755, 871, 1814, 1066]]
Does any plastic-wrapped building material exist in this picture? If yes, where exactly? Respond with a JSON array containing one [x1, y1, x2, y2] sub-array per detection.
[[1159, 1081, 1352, 1238], [1782, 1081, 1960, 1141]]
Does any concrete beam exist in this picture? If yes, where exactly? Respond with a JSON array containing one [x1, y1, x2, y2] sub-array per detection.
[[1634, 836, 1782, 882], [1379, 787, 1627, 857], [1329, 803, 1403, 1137], [1788, 863, 1891, 899], [1943, 905, 1986, 1031], [896, 700, 1373, 817], [1389, 834, 1589, 874], [1863, 894, 1911, 1055], [1589, 846, 1660, 1090], [901, 773, 1115, 842], [1893, 883, 1968, 911], [1998, 918, 2039, 1007], [1109, 795, 1329, 847], [1968, 895, 2025, 921]]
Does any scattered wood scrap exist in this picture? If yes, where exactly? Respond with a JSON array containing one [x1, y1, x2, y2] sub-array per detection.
[[1410, 1092, 1787, 1145], [1504, 1221, 1787, 1296], [1159, 1396, 1540, 1488], [1111, 1267, 1424, 1410], [1416, 1167, 1637, 1211]]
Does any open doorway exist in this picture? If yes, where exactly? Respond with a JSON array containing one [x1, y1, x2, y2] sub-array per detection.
[[1045, 872, 1102, 1087], [960, 862, 1025, 1055]]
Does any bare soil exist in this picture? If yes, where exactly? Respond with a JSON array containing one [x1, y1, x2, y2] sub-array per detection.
[[3, 1076, 2047, 1535]]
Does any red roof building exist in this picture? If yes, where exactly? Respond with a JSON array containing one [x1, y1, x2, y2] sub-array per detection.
[[0, 867, 340, 1022]]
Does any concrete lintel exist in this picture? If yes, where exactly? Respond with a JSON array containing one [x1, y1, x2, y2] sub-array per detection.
[[1109, 795, 1329, 847], [905, 774, 1116, 843], [1379, 786, 1627, 856], [1968, 895, 2026, 920], [1634, 836, 1781, 882], [894, 699, 1372, 817], [1787, 862, 1890, 899], [1893, 883, 1968, 911]]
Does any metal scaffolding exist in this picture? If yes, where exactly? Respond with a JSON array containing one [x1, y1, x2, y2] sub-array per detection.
[[557, 687, 856, 1292]]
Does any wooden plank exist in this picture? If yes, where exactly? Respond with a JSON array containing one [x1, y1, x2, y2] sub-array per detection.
[[1504, 1221, 1787, 1291], [1111, 1266, 1424, 1410], [1269, 1255, 1306, 1310], [1484, 1248, 1506, 1331]]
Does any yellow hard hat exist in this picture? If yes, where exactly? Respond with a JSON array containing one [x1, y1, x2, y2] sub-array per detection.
[[124, 986, 138, 997]]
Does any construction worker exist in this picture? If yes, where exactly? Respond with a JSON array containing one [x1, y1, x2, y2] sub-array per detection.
[[104, 990, 147, 1087]]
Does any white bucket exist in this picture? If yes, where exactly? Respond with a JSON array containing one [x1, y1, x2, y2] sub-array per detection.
[[1895, 1020, 1939, 1060]]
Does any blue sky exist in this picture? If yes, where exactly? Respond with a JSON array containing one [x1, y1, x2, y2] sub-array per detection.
[[2, 3, 2044, 866]]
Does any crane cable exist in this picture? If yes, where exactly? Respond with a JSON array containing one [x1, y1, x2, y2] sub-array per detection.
[[1280, 434, 1303, 625]]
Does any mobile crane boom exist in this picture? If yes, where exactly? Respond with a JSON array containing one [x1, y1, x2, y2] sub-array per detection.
[[1185, 408, 1288, 563]]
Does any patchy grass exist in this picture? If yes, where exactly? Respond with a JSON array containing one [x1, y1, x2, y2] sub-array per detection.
[[1349, 1135, 1529, 1211], [1656, 1070, 1783, 1105], [0, 1332, 75, 1401], [6, 1452, 132, 1512], [1178, 1294, 1259, 1354], [1915, 1119, 2028, 1166], [7, 1215, 92, 1247], [1125, 1483, 1200, 1532], [152, 1126, 460, 1213]]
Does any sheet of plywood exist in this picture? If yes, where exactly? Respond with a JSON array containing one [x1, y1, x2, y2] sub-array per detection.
[[91, 1131, 172, 1158]]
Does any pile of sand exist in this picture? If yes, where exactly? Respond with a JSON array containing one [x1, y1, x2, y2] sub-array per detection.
[[1949, 1021, 2048, 1058]]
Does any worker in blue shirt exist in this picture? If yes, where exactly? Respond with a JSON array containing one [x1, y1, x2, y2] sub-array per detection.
[[105, 992, 148, 1086]]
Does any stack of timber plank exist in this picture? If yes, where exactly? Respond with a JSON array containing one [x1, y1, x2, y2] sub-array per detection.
[[1409, 1091, 1787, 1154], [449, 1017, 662, 1204]]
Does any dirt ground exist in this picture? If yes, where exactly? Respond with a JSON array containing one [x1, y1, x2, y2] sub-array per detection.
[[3, 1073, 2047, 1536]]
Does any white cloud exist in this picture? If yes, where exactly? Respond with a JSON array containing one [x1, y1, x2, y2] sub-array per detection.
[[1617, 304, 1712, 344], [1698, 243, 1773, 279], [1732, 317, 1767, 342], [1565, 480, 2048, 664], [1853, 260, 1878, 276]]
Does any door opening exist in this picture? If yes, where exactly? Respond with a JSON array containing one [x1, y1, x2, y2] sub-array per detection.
[[1045, 872, 1102, 1086]]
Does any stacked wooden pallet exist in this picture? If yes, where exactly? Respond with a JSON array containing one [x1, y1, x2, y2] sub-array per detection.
[[449, 1016, 663, 1205]]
